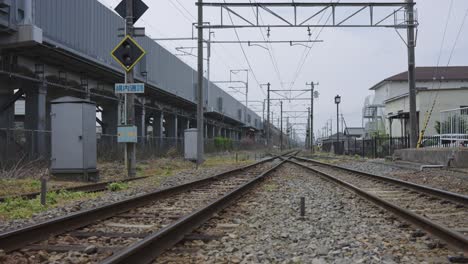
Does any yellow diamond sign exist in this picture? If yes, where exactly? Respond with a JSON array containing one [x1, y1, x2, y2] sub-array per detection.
[[111, 35, 146, 72]]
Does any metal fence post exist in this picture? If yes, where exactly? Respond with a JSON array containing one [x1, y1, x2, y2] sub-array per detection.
[[362, 139, 365, 157]]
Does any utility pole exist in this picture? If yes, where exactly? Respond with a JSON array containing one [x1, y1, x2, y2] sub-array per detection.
[[307, 107, 311, 149], [197, 0, 204, 165], [280, 101, 283, 152], [125, 0, 136, 177], [206, 31, 213, 107], [306, 82, 318, 153], [266, 83, 271, 147], [406, 0, 417, 148], [286, 116, 290, 149], [262, 99, 265, 126], [230, 69, 249, 124]]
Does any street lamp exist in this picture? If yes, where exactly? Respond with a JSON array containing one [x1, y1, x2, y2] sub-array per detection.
[[335, 95, 341, 154]]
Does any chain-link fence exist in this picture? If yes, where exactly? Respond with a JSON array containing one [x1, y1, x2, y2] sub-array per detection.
[[1, 128, 267, 167], [0, 128, 51, 168]]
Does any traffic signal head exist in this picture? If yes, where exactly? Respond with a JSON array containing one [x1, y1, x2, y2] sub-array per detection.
[[111, 35, 146, 72]]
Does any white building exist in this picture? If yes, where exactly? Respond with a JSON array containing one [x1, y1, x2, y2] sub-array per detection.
[[368, 66, 468, 137]]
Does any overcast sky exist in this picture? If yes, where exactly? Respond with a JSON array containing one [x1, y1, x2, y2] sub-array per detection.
[[98, 0, 468, 140]]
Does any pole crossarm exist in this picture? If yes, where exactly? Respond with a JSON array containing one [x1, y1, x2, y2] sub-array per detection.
[[210, 40, 323, 44], [269, 98, 312, 101], [212, 80, 247, 85], [269, 89, 311, 92], [197, 2, 417, 29]]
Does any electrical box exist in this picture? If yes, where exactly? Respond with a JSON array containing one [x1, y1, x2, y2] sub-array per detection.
[[184, 128, 198, 161], [50, 96, 98, 181]]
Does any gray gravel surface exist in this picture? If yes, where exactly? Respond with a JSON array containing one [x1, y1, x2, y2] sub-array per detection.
[[0, 164, 247, 233], [158, 163, 459, 263]]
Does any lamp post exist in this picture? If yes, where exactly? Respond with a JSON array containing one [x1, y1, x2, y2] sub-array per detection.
[[335, 95, 341, 154]]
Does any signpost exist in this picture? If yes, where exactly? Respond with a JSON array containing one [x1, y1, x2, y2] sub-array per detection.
[[111, 0, 147, 178]]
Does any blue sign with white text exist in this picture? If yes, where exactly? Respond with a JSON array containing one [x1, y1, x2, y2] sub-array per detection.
[[115, 83, 145, 94]]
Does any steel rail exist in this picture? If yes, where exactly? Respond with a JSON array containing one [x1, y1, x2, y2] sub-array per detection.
[[288, 159, 468, 253], [0, 176, 149, 203], [293, 156, 468, 206], [0, 154, 290, 252], [101, 157, 291, 263]]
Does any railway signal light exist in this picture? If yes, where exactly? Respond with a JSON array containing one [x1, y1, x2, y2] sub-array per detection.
[[111, 35, 146, 72]]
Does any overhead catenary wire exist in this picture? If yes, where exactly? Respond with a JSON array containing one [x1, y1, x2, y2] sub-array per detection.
[[288, 0, 339, 92], [223, 0, 265, 97], [162, 0, 240, 78], [248, 0, 284, 90]]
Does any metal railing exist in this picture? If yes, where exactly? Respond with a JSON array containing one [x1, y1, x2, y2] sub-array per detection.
[[322, 134, 467, 158]]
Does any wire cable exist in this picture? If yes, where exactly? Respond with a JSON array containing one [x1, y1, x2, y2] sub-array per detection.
[[248, 0, 284, 90], [223, 0, 266, 97]]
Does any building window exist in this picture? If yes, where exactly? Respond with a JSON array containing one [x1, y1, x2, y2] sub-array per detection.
[[255, 119, 258, 127], [238, 109, 242, 120], [247, 114, 251, 123]]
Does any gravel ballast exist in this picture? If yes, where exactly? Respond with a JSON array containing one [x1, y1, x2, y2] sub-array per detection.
[[0, 163, 249, 233], [336, 159, 468, 195], [158, 163, 459, 263]]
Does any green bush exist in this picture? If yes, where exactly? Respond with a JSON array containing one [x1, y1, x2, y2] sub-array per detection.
[[214, 137, 233, 151]]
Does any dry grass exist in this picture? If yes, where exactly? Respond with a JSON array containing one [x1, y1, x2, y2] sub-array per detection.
[[0, 152, 260, 198]]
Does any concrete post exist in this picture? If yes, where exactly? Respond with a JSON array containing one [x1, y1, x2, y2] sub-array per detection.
[[174, 115, 178, 148], [0, 87, 15, 160], [140, 98, 146, 145], [159, 112, 164, 149], [24, 83, 48, 158]]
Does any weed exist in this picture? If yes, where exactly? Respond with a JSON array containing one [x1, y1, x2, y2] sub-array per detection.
[[0, 190, 99, 220], [107, 182, 129, 192], [263, 183, 278, 192]]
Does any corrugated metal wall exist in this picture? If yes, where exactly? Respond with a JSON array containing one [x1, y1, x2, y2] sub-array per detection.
[[33, 0, 262, 129]]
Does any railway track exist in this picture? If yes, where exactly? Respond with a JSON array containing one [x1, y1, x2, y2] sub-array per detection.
[[0, 152, 296, 263], [290, 156, 468, 253]]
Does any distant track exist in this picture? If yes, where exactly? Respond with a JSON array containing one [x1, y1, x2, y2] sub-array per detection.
[[290, 156, 468, 253]]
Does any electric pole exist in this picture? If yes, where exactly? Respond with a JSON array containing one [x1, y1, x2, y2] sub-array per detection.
[[125, 0, 136, 177], [286, 116, 291, 149], [197, 0, 204, 165], [407, 0, 417, 148], [307, 82, 318, 153], [307, 107, 311, 149], [280, 101, 283, 152], [266, 83, 271, 147]]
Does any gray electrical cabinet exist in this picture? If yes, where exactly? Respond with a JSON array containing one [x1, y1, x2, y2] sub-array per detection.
[[184, 129, 198, 161], [50, 96, 98, 181]]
